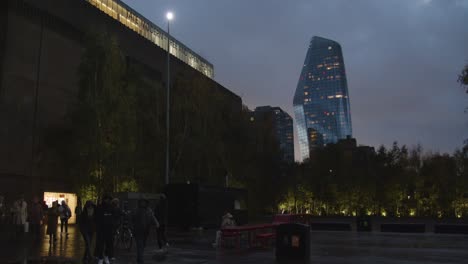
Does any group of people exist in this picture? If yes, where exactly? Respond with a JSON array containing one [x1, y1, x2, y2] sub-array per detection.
[[0, 194, 169, 264], [46, 199, 72, 242], [0, 195, 71, 240], [75, 194, 169, 264]]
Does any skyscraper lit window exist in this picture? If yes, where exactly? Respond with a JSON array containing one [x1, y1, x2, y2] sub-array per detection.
[[293, 36, 352, 160]]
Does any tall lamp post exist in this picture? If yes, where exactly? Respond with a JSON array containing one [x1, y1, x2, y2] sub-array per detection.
[[165, 11, 173, 185]]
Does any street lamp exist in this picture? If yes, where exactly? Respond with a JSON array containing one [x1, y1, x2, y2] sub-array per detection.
[[165, 11, 173, 185]]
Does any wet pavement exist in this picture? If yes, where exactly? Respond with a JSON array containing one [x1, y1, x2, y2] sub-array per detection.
[[1, 225, 468, 264]]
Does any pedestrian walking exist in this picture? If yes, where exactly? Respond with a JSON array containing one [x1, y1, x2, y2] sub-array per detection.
[[75, 197, 82, 219], [133, 199, 159, 264], [79, 200, 96, 263], [29, 196, 43, 240], [46, 201, 59, 244], [154, 194, 169, 249], [58, 200, 71, 236], [12, 196, 27, 237], [95, 195, 117, 264]]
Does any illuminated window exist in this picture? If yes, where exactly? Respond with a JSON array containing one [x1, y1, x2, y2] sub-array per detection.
[[335, 94, 343, 98], [328, 46, 332, 50], [327, 95, 334, 99], [304, 92, 309, 95]]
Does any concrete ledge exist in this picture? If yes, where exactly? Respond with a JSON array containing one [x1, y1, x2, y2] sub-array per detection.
[[309, 222, 351, 231], [434, 224, 468, 234], [381, 223, 425, 233]]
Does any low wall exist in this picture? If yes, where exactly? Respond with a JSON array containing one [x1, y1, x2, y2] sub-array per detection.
[[265, 215, 468, 234]]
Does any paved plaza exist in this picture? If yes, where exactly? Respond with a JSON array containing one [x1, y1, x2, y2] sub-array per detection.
[[1, 225, 468, 264]]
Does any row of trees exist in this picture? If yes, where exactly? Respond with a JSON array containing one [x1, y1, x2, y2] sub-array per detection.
[[279, 142, 468, 218]]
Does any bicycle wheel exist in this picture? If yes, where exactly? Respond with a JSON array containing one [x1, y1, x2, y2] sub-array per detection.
[[122, 228, 133, 250]]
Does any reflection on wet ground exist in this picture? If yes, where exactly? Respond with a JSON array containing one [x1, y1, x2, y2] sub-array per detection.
[[1, 225, 468, 264], [0, 225, 85, 263]]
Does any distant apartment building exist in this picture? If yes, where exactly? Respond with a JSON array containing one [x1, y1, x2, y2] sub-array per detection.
[[252, 106, 294, 163]]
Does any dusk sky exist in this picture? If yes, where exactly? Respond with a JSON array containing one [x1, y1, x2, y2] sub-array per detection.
[[123, 0, 468, 160]]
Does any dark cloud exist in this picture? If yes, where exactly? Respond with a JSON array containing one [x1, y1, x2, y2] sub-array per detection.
[[123, 0, 468, 158]]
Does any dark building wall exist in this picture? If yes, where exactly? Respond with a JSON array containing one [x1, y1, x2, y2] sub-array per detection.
[[0, 0, 241, 197]]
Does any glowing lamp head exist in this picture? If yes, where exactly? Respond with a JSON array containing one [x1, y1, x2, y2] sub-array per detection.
[[166, 12, 174, 21]]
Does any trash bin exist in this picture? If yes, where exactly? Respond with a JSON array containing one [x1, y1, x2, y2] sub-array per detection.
[[356, 216, 371, 232], [276, 223, 310, 262]]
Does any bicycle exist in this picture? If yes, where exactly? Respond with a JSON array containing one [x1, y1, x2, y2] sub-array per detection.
[[114, 211, 133, 251]]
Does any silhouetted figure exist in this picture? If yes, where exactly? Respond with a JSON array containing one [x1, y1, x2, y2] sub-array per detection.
[[75, 197, 82, 219], [58, 200, 71, 236], [12, 196, 27, 237], [95, 195, 116, 264], [133, 199, 159, 264], [154, 194, 169, 249], [47, 201, 59, 244], [79, 200, 96, 263], [29, 196, 43, 240]]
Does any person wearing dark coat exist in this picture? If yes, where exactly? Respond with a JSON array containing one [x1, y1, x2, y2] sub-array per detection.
[[79, 200, 96, 263], [46, 201, 59, 244], [95, 195, 117, 264], [154, 194, 169, 249], [29, 196, 43, 240], [133, 199, 159, 264]]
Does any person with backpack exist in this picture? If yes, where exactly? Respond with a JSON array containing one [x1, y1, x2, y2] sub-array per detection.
[[58, 200, 71, 236], [133, 199, 159, 264]]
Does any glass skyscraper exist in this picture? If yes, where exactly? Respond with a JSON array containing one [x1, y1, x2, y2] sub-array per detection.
[[293, 36, 352, 160]]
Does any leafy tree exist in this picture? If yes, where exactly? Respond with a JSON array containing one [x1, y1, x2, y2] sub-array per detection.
[[459, 64, 468, 90], [65, 30, 137, 196]]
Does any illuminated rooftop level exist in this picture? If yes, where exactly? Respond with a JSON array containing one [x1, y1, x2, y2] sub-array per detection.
[[86, 0, 214, 79]]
